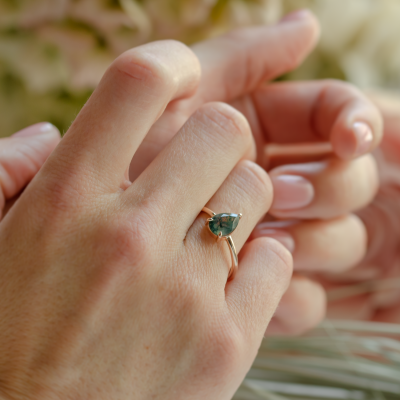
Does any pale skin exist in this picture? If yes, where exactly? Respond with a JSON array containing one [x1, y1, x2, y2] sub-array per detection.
[[0, 11, 384, 399], [320, 91, 400, 323]]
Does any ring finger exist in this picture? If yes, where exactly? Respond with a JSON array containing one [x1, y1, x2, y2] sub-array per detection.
[[186, 159, 273, 283]]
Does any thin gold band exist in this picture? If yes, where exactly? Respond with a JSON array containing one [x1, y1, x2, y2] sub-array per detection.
[[202, 207, 238, 281]]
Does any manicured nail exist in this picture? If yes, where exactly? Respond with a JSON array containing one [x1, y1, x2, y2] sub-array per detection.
[[271, 175, 314, 211], [257, 229, 295, 253], [280, 9, 310, 23], [13, 122, 56, 138], [352, 122, 373, 157]]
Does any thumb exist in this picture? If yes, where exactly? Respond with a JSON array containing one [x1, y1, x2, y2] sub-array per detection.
[[192, 9, 320, 105], [0, 123, 61, 216]]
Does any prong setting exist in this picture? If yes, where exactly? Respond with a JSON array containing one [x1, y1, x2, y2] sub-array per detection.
[[206, 212, 241, 238], [201, 207, 239, 281]]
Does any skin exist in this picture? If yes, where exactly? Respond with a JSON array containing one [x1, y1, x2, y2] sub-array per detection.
[[126, 13, 382, 335], [321, 91, 400, 323], [1, 10, 384, 346], [0, 41, 293, 400]]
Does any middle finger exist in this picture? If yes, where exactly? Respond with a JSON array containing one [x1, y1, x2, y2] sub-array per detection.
[[123, 102, 255, 239], [252, 215, 367, 273]]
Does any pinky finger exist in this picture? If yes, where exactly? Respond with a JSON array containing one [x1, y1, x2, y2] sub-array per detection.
[[266, 275, 326, 336], [225, 237, 293, 342]]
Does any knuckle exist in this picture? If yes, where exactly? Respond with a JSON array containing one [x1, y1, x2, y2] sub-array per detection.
[[112, 40, 200, 97], [357, 154, 379, 203], [98, 213, 155, 273], [281, 46, 301, 72], [327, 155, 379, 213], [322, 78, 364, 98], [279, 35, 314, 72], [237, 160, 273, 208], [323, 78, 351, 90], [200, 102, 252, 144], [201, 321, 244, 373], [258, 237, 293, 284], [113, 44, 176, 93]]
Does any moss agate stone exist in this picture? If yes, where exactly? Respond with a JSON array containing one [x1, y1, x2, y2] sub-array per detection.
[[209, 213, 240, 237]]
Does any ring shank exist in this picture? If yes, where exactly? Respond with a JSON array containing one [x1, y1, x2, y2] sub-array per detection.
[[225, 235, 238, 280], [202, 207, 238, 280]]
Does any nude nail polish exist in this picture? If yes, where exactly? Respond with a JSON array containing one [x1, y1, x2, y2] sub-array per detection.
[[271, 175, 314, 211], [257, 229, 295, 253], [352, 122, 373, 157], [280, 9, 311, 23], [13, 122, 55, 138]]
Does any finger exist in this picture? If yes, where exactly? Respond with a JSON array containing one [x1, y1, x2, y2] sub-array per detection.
[[252, 214, 367, 273], [357, 190, 400, 264], [370, 255, 400, 309], [373, 302, 400, 324], [268, 155, 379, 220], [327, 294, 373, 321], [225, 237, 293, 341], [0, 123, 60, 217], [266, 275, 326, 336], [253, 80, 383, 160], [191, 10, 319, 107], [48, 40, 200, 189], [129, 12, 319, 180], [123, 102, 254, 237], [367, 90, 400, 155], [187, 160, 273, 251], [185, 160, 272, 283]]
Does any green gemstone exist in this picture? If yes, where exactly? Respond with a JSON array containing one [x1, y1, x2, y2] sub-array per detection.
[[209, 213, 240, 237]]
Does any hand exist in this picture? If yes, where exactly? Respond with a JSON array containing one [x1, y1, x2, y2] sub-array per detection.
[[0, 41, 293, 400], [127, 11, 383, 335], [2, 11, 383, 339], [0, 123, 60, 219], [320, 91, 400, 323]]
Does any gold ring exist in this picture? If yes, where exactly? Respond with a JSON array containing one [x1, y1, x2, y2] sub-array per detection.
[[202, 207, 242, 281]]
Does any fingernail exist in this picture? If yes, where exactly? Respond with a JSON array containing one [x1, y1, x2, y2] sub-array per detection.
[[13, 122, 56, 138], [352, 122, 373, 157], [257, 229, 295, 253], [271, 175, 314, 211], [280, 9, 310, 23]]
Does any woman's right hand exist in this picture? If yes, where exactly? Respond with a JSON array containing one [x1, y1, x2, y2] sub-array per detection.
[[319, 91, 400, 323], [0, 41, 293, 400]]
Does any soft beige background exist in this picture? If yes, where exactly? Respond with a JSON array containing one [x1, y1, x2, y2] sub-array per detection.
[[1, 0, 400, 137]]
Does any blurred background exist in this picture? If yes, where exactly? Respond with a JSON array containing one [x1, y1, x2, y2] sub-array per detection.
[[1, 0, 400, 137]]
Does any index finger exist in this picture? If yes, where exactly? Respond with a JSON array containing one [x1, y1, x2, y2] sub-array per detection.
[[252, 80, 383, 161]]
